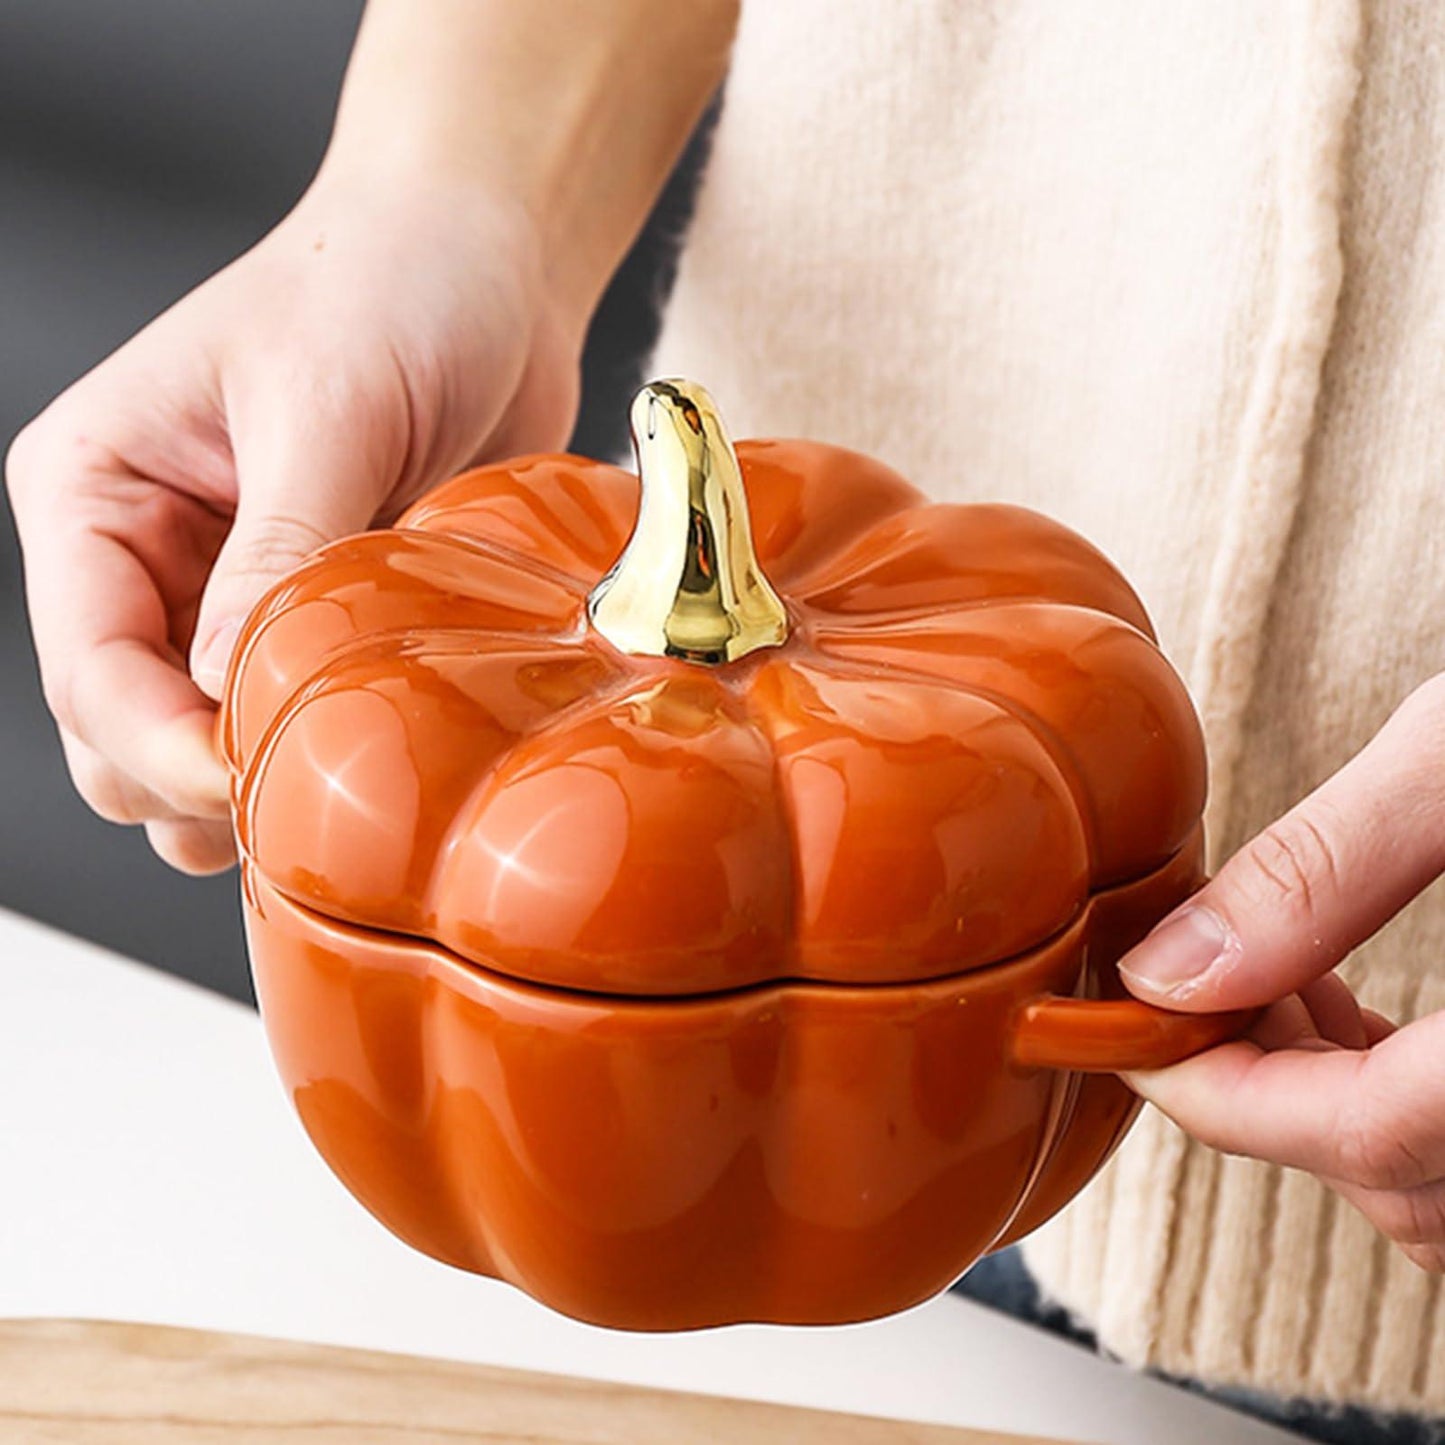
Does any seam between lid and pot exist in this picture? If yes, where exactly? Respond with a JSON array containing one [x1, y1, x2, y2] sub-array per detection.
[[238, 825, 1201, 1007]]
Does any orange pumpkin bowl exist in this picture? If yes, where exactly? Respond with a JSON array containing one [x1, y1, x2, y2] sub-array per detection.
[[221, 379, 1246, 1330]]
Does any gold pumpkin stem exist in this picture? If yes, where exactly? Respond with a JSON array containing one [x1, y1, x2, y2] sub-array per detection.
[[587, 379, 789, 666]]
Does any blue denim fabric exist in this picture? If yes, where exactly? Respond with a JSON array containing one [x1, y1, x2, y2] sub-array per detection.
[[952, 1250, 1445, 1445]]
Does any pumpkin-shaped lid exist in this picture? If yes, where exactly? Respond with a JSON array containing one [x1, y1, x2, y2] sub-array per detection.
[[221, 380, 1206, 997]]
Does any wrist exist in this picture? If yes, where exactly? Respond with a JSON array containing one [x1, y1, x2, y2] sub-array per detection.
[[300, 154, 592, 365], [324, 0, 737, 336], [314, 132, 599, 348]]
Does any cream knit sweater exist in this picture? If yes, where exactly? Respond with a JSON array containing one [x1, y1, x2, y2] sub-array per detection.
[[649, 0, 1445, 1412]]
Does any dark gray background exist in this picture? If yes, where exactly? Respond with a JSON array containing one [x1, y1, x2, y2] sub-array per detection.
[[0, 2, 707, 1002]]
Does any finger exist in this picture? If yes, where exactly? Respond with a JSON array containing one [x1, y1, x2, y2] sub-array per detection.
[[1399, 1243, 1445, 1273], [1125, 1008, 1445, 1189], [58, 728, 188, 824], [68, 639, 228, 818], [1333, 1176, 1445, 1250], [144, 818, 237, 876], [1362, 1008, 1398, 1046], [188, 380, 394, 697], [1298, 973, 1370, 1050], [1248, 993, 1321, 1051], [10, 481, 229, 818], [1118, 677, 1445, 1010]]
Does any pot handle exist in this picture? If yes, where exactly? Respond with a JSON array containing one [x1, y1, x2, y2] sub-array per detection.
[[1010, 996, 1255, 1073]]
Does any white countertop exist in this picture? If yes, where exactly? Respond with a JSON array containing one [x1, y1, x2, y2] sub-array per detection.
[[0, 906, 1298, 1443]]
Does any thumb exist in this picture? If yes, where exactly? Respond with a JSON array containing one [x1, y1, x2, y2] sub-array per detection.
[[190, 398, 391, 699], [1118, 678, 1445, 1012]]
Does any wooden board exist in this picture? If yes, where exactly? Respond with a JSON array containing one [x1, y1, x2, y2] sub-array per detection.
[[0, 1319, 1088, 1445]]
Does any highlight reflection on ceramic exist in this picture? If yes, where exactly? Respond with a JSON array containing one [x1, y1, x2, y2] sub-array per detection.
[[222, 380, 1245, 1330]]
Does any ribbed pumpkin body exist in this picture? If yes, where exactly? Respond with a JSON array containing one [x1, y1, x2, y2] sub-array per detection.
[[224, 427, 1211, 1328]]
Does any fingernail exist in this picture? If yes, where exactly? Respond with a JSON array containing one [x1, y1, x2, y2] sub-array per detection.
[[193, 619, 242, 699], [1118, 906, 1238, 1000]]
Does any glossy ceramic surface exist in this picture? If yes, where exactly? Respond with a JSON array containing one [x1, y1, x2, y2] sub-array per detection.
[[223, 405, 1245, 1329], [223, 439, 1207, 995], [241, 830, 1221, 1331]]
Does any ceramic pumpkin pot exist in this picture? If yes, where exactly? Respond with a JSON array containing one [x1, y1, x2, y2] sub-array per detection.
[[221, 379, 1246, 1330]]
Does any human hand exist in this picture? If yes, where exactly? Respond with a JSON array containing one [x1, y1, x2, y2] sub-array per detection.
[[6, 170, 579, 875], [1117, 677, 1445, 1270]]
